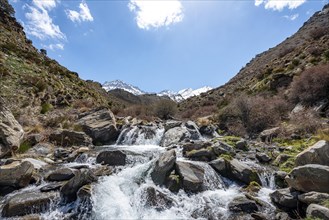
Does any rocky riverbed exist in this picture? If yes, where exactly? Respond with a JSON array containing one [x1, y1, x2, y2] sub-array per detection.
[[1, 108, 329, 219]]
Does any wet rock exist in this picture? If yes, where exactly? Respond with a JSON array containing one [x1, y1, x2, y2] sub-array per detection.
[[151, 149, 176, 185], [160, 127, 191, 147], [49, 129, 92, 147], [1, 191, 59, 217], [285, 164, 329, 193], [236, 140, 248, 151], [213, 141, 235, 155], [228, 196, 258, 213], [143, 186, 174, 211], [77, 184, 92, 201], [260, 127, 280, 142], [22, 158, 47, 170], [199, 124, 218, 138], [96, 150, 126, 166], [298, 191, 329, 205], [40, 182, 64, 192], [60, 169, 97, 202], [0, 161, 34, 188], [165, 174, 181, 192], [295, 140, 329, 166], [185, 121, 202, 140], [306, 204, 329, 220], [78, 108, 119, 145], [46, 168, 76, 181], [27, 143, 52, 156], [0, 108, 24, 158], [256, 153, 271, 163], [270, 188, 300, 210], [54, 148, 70, 159], [186, 147, 216, 162], [274, 171, 288, 188], [163, 120, 182, 131], [176, 161, 204, 192]]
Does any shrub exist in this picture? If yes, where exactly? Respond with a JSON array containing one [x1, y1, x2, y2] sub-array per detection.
[[309, 27, 327, 40], [290, 109, 322, 135], [40, 103, 53, 114], [154, 100, 177, 120], [289, 64, 329, 106]]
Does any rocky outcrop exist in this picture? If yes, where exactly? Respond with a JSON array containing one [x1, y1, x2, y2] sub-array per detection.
[[49, 129, 92, 147], [60, 169, 97, 202], [2, 191, 59, 217], [209, 158, 261, 185], [79, 108, 119, 145], [176, 161, 204, 192], [298, 191, 329, 205], [270, 188, 300, 210], [0, 108, 24, 158], [285, 164, 329, 193], [96, 150, 127, 166], [295, 140, 329, 166], [151, 149, 176, 185], [306, 204, 329, 220], [228, 196, 258, 213], [259, 127, 280, 142], [0, 161, 34, 188], [46, 168, 76, 182]]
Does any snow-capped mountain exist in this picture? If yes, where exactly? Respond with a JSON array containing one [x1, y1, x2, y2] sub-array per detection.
[[103, 80, 145, 96], [103, 80, 212, 102]]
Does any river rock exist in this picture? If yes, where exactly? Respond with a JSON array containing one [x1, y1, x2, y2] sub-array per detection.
[[0, 108, 24, 157], [306, 204, 329, 220], [186, 147, 216, 162], [295, 140, 329, 166], [163, 120, 182, 131], [96, 150, 126, 166], [285, 164, 329, 193], [185, 121, 202, 140], [199, 124, 218, 138], [298, 191, 329, 205], [151, 149, 176, 185], [236, 139, 248, 151], [49, 129, 92, 147], [1, 191, 59, 217], [78, 108, 119, 145], [260, 127, 280, 142], [46, 168, 76, 181], [26, 143, 52, 156], [143, 186, 174, 211], [0, 161, 34, 188], [22, 158, 47, 170], [60, 169, 97, 202], [228, 196, 258, 213], [176, 161, 204, 192], [256, 153, 271, 163], [274, 171, 288, 188], [270, 188, 300, 210], [40, 182, 64, 192], [160, 127, 190, 147]]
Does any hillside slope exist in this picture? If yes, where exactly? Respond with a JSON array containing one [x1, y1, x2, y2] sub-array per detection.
[[179, 4, 329, 118]]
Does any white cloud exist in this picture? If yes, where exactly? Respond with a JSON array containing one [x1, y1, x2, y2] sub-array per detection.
[[255, 0, 306, 11], [128, 0, 183, 30], [32, 0, 57, 11], [44, 43, 64, 51], [283, 13, 299, 20], [66, 2, 94, 23]]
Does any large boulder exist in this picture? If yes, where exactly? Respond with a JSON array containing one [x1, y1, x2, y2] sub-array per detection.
[[270, 188, 300, 210], [96, 150, 127, 166], [285, 164, 329, 193], [78, 108, 119, 145], [60, 169, 97, 202], [295, 140, 329, 166], [176, 161, 204, 192], [0, 108, 24, 157], [49, 129, 92, 147], [151, 149, 176, 185], [259, 127, 280, 142], [228, 196, 258, 213], [2, 191, 59, 217], [184, 121, 202, 140], [306, 204, 329, 220], [298, 191, 329, 205], [0, 161, 34, 188], [160, 127, 191, 147], [210, 158, 261, 185], [186, 148, 216, 162], [46, 168, 76, 182]]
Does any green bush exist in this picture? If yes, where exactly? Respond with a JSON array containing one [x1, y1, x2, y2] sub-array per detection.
[[40, 103, 53, 114], [18, 141, 32, 153]]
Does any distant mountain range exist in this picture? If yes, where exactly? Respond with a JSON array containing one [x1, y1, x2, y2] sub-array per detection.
[[102, 80, 212, 102]]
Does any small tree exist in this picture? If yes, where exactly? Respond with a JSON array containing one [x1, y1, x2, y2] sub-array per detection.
[[40, 49, 47, 56], [154, 100, 177, 120]]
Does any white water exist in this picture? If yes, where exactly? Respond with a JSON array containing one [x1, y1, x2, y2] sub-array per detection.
[[116, 126, 165, 145]]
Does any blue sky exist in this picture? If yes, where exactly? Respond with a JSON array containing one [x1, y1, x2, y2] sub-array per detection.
[[11, 0, 327, 93]]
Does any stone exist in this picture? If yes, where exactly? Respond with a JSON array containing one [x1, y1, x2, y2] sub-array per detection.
[[236, 140, 248, 151], [295, 140, 329, 166], [306, 204, 329, 220], [163, 120, 182, 131], [256, 153, 271, 163], [60, 169, 97, 202], [275, 212, 292, 220], [184, 121, 202, 140], [228, 196, 258, 213], [96, 150, 126, 166], [176, 161, 204, 192], [78, 108, 119, 145], [1, 192, 59, 217], [24, 134, 43, 147], [199, 125, 218, 138], [143, 186, 175, 211], [46, 168, 76, 181], [160, 127, 191, 147], [0, 161, 33, 188], [274, 171, 288, 188], [165, 174, 181, 192], [273, 154, 291, 165], [54, 148, 70, 159], [186, 148, 216, 162], [27, 143, 52, 156], [49, 129, 92, 147], [151, 149, 176, 185], [259, 127, 280, 142], [22, 158, 47, 170], [298, 191, 329, 205], [0, 108, 24, 157], [40, 182, 64, 192], [285, 164, 329, 193], [270, 188, 300, 210]]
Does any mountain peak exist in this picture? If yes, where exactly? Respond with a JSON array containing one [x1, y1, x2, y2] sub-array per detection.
[[103, 80, 145, 96]]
